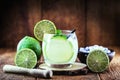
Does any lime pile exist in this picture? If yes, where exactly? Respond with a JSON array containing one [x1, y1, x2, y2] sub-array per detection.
[[15, 19, 57, 68], [17, 36, 41, 60], [15, 36, 41, 68]]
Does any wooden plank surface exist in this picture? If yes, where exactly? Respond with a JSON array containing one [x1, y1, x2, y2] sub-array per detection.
[[0, 47, 120, 80], [42, 0, 86, 47], [0, 0, 42, 48], [0, 0, 86, 48], [27, 0, 42, 36], [0, 0, 120, 48], [0, 1, 31, 48], [86, 0, 120, 46], [99, 46, 120, 80]]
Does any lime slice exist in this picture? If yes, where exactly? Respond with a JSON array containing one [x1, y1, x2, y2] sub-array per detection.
[[45, 35, 74, 63], [34, 20, 56, 41], [86, 50, 109, 72], [17, 36, 41, 60], [15, 48, 37, 68]]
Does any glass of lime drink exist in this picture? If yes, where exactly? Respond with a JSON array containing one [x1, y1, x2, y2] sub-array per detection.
[[42, 30, 78, 68]]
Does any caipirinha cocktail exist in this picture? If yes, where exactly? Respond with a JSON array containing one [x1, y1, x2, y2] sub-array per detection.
[[42, 30, 78, 68]]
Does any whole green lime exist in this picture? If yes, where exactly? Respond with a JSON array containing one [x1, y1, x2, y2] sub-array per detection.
[[17, 36, 41, 60]]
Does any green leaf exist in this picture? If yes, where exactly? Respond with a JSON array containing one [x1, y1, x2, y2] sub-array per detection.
[[56, 29, 62, 35]]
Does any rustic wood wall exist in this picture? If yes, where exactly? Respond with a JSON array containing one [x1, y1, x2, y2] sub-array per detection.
[[86, 0, 120, 46], [0, 0, 120, 48]]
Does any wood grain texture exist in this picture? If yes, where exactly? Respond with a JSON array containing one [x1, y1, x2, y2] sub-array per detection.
[[27, 0, 42, 36], [42, 0, 86, 47], [86, 0, 120, 46], [0, 0, 120, 48], [0, 1, 30, 48], [0, 47, 120, 80], [98, 46, 120, 80], [0, 0, 42, 48]]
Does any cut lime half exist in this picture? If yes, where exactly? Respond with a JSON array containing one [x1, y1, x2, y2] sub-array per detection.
[[34, 20, 56, 41], [86, 50, 109, 72], [15, 48, 37, 69]]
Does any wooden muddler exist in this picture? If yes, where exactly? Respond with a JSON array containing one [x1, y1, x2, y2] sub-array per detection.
[[3, 65, 53, 78]]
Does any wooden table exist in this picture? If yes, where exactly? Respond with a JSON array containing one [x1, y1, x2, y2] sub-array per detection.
[[0, 46, 120, 80]]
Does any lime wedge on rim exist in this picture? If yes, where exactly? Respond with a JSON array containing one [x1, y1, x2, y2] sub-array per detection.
[[15, 48, 37, 68], [34, 20, 56, 41], [86, 50, 109, 72]]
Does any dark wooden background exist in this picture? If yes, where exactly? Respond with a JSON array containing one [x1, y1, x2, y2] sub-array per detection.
[[0, 0, 120, 48]]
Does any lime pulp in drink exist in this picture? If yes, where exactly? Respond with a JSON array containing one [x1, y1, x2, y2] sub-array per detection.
[[42, 32, 78, 67]]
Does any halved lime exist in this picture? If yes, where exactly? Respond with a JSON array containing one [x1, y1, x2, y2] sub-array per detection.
[[86, 50, 109, 72], [34, 20, 56, 41], [15, 48, 37, 69], [17, 36, 41, 60]]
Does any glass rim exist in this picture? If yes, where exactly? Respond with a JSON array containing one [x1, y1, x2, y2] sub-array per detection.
[[44, 30, 75, 35], [61, 30, 72, 32]]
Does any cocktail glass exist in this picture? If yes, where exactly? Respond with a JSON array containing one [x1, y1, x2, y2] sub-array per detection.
[[42, 30, 78, 68]]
